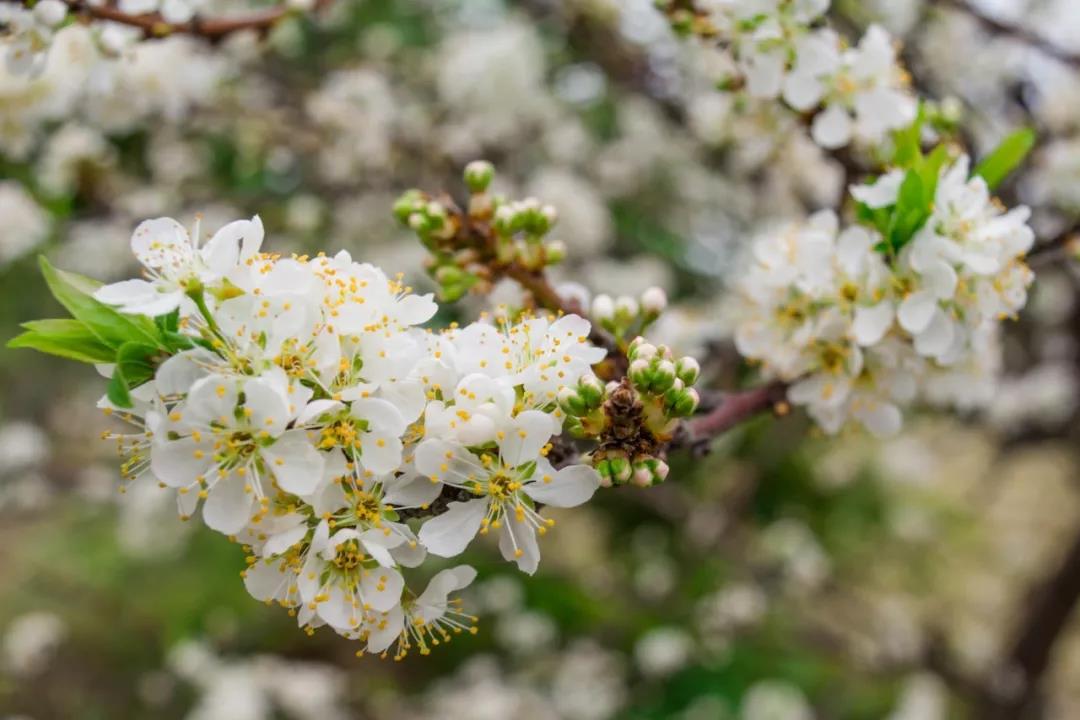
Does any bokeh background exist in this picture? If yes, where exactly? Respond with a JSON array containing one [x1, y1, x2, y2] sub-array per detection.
[[2, 0, 1080, 718]]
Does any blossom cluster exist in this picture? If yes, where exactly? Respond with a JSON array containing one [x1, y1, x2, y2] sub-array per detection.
[[662, 1, 917, 148], [84, 214, 605, 657], [732, 154, 1035, 436]]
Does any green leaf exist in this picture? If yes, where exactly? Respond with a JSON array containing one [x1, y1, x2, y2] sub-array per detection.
[[115, 341, 159, 388], [891, 104, 926, 168], [7, 325, 116, 364], [38, 256, 164, 350], [106, 370, 133, 409], [974, 127, 1036, 190]]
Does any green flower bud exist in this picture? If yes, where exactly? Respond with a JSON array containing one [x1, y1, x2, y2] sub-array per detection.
[[392, 190, 423, 223], [650, 359, 677, 393], [676, 356, 700, 385], [608, 455, 632, 484], [671, 388, 699, 417], [557, 386, 588, 417], [463, 160, 495, 193], [628, 358, 652, 390], [544, 240, 567, 265], [578, 373, 605, 407], [628, 340, 657, 362]]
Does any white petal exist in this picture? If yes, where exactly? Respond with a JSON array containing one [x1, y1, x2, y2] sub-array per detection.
[[897, 290, 936, 334], [363, 606, 404, 654], [852, 302, 894, 346], [417, 499, 489, 557], [359, 431, 403, 476], [244, 560, 291, 602], [811, 105, 853, 149], [350, 397, 407, 436], [914, 309, 955, 357], [150, 436, 212, 488], [243, 376, 291, 437], [203, 472, 254, 534], [395, 293, 438, 325], [263, 430, 325, 496], [498, 520, 540, 574], [855, 401, 902, 438], [497, 410, 555, 468], [360, 566, 404, 613], [262, 523, 307, 558], [524, 464, 600, 508]]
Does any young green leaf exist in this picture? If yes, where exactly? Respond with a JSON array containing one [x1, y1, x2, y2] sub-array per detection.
[[106, 368, 133, 409], [974, 128, 1036, 190], [7, 322, 117, 364], [38, 256, 164, 350]]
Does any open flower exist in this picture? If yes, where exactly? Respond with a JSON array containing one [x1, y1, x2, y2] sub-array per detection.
[[363, 565, 478, 659], [94, 215, 263, 317], [149, 367, 324, 533], [414, 410, 599, 573]]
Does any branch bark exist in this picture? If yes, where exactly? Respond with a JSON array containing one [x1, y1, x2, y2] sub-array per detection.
[[8, 0, 333, 42], [676, 381, 789, 450], [977, 525, 1080, 718], [934, 0, 1080, 69]]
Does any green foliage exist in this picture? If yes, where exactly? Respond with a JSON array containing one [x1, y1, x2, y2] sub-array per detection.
[[974, 127, 1036, 190], [7, 257, 194, 408], [859, 114, 954, 257]]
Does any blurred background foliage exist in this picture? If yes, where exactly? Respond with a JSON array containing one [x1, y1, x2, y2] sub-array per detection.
[[2, 0, 1080, 718]]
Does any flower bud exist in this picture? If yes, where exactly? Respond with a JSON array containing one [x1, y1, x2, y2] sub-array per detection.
[[578, 373, 605, 407], [614, 295, 639, 319], [544, 240, 567, 265], [651, 359, 677, 393], [675, 356, 700, 385], [632, 460, 653, 488], [607, 455, 632, 484], [628, 340, 656, 362], [640, 286, 667, 315], [595, 459, 614, 488], [493, 204, 515, 234], [591, 294, 615, 323], [557, 386, 587, 417], [464, 160, 495, 193], [628, 358, 651, 389], [34, 0, 67, 27], [393, 190, 423, 223], [541, 204, 558, 228], [671, 388, 699, 417]]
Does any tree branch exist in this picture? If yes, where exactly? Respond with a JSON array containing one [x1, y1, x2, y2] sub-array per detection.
[[673, 381, 789, 452], [976, 523, 1080, 718], [9, 0, 334, 42], [934, 0, 1080, 69]]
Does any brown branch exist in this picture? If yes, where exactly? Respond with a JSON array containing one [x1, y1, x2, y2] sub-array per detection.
[[673, 381, 789, 452], [1026, 220, 1080, 270], [975, 524, 1080, 718], [11, 0, 334, 42], [934, 0, 1080, 69]]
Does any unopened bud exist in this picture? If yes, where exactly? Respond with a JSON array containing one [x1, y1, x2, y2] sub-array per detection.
[[640, 286, 667, 315], [393, 190, 423, 223], [464, 160, 495, 193], [608, 455, 632, 484], [614, 295, 639, 319], [628, 359, 651, 388], [651, 359, 677, 393], [557, 387, 587, 417], [544, 240, 567, 265], [578, 374, 604, 407], [671, 388, 699, 417], [34, 0, 67, 27], [592, 294, 615, 323], [675, 356, 700, 385], [628, 340, 657, 362]]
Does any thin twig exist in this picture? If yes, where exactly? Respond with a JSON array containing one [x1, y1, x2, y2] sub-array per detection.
[[934, 0, 1080, 69], [3, 0, 333, 42]]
